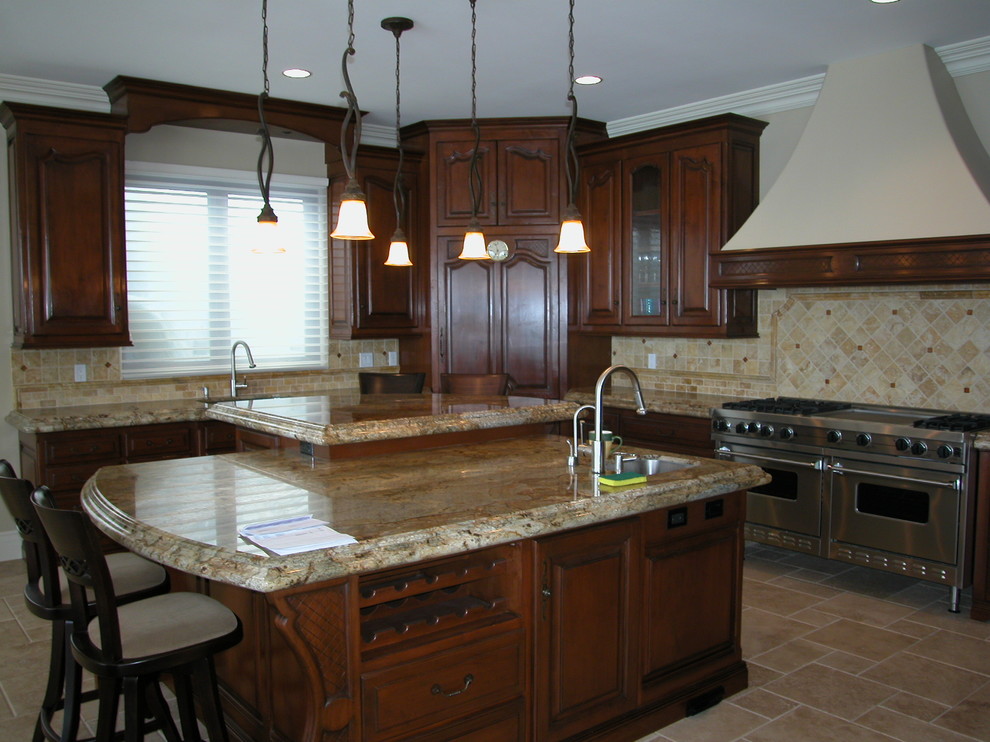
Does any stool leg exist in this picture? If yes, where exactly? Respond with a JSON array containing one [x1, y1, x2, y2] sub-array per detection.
[[94, 677, 120, 742], [190, 658, 228, 742], [35, 618, 67, 742], [58, 620, 84, 742], [172, 670, 202, 742], [122, 676, 145, 742]]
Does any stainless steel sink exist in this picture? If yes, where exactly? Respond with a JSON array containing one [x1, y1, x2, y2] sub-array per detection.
[[617, 454, 696, 476]]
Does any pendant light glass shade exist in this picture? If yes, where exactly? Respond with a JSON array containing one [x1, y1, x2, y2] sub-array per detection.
[[555, 205, 590, 253], [458, 222, 490, 260], [385, 228, 413, 266], [331, 178, 374, 240]]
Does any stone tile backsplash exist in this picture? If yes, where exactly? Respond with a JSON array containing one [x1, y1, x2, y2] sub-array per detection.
[[12, 338, 398, 408], [613, 284, 990, 413]]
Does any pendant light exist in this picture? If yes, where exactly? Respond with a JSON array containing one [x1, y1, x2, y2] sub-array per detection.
[[382, 17, 414, 267], [458, 0, 490, 260], [555, 0, 590, 254], [331, 0, 374, 240], [256, 0, 278, 228]]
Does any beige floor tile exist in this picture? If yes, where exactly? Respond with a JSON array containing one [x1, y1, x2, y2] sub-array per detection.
[[816, 649, 879, 675], [906, 604, 990, 640], [748, 638, 832, 674], [934, 681, 990, 741], [907, 629, 990, 676], [856, 707, 977, 742], [863, 653, 988, 707], [744, 662, 784, 689], [729, 688, 798, 720], [659, 699, 767, 742], [887, 582, 953, 610], [814, 592, 918, 628], [741, 607, 817, 657], [767, 575, 844, 600], [741, 558, 800, 583], [742, 579, 826, 617], [803, 619, 919, 662], [787, 607, 842, 627], [746, 706, 899, 742], [763, 663, 896, 721], [880, 692, 949, 723], [0, 711, 39, 740], [820, 567, 920, 600], [886, 618, 941, 640]]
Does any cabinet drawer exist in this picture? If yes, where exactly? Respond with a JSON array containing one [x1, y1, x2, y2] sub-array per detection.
[[44, 433, 121, 465], [361, 630, 524, 742], [203, 422, 236, 453], [406, 699, 524, 741], [45, 463, 109, 494], [125, 426, 194, 459]]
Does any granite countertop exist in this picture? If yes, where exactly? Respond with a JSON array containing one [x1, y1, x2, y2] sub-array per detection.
[[5, 398, 215, 434], [81, 436, 768, 593], [205, 392, 577, 446], [565, 388, 748, 419]]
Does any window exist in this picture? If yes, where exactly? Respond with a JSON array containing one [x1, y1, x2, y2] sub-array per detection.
[[123, 162, 328, 379]]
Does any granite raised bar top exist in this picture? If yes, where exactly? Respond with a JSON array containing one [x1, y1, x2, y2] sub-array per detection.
[[81, 436, 768, 593], [205, 391, 576, 446], [565, 388, 749, 419], [6, 398, 215, 434]]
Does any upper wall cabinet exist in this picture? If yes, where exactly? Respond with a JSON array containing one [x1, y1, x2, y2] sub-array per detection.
[[329, 146, 426, 339], [1, 103, 130, 349], [572, 114, 767, 339]]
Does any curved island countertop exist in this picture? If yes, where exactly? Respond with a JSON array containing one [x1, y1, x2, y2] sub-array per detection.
[[82, 435, 769, 593], [205, 392, 577, 446]]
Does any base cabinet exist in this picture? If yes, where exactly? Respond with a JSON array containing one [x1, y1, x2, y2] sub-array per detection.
[[203, 490, 747, 742], [973, 451, 990, 621]]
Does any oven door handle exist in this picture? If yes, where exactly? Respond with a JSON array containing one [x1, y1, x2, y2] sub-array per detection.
[[826, 462, 961, 491], [716, 447, 824, 470]]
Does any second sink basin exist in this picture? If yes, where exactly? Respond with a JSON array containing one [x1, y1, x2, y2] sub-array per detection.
[[618, 454, 695, 476]]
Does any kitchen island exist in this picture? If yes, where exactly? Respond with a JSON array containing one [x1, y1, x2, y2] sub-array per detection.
[[82, 436, 767, 742]]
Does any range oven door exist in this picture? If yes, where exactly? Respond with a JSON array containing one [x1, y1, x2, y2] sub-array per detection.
[[827, 456, 963, 566], [715, 440, 825, 539]]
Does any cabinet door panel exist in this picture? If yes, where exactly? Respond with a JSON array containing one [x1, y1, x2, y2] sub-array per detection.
[[536, 518, 640, 741], [670, 144, 721, 327], [441, 239, 500, 374], [435, 139, 496, 226], [498, 138, 559, 225], [577, 159, 622, 327], [622, 154, 670, 327], [501, 238, 557, 398]]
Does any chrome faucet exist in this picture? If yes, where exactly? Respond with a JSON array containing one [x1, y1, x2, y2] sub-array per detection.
[[567, 404, 595, 467], [592, 365, 647, 475], [230, 340, 257, 397]]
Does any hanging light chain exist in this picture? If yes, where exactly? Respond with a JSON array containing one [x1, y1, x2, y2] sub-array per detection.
[[468, 0, 483, 220], [339, 0, 362, 181], [564, 0, 579, 207], [393, 23, 406, 228], [257, 0, 276, 221]]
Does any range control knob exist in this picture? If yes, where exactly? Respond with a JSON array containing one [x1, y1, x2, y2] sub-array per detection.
[[779, 426, 795, 440], [826, 430, 842, 444], [713, 418, 730, 432], [735, 422, 749, 434], [760, 424, 774, 437], [937, 444, 955, 459], [748, 422, 761, 434], [856, 433, 872, 447], [911, 441, 928, 456], [895, 437, 912, 451]]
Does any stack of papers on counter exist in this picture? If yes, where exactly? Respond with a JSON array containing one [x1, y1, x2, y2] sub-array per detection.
[[239, 515, 357, 555]]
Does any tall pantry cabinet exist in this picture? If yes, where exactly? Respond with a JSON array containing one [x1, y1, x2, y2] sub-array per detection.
[[403, 118, 606, 399]]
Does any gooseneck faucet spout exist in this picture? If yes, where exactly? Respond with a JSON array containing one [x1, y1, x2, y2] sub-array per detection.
[[592, 365, 647, 475], [230, 340, 257, 398]]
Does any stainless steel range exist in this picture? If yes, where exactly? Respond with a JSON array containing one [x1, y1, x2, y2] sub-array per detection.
[[711, 397, 990, 612]]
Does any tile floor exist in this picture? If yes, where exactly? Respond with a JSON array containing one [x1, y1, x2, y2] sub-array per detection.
[[0, 545, 988, 741]]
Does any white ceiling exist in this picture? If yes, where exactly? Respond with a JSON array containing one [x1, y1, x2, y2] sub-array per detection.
[[2, 0, 990, 129]]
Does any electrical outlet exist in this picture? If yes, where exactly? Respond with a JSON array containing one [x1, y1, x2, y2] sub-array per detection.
[[387, 351, 398, 366], [359, 352, 374, 368], [74, 364, 87, 382], [647, 353, 657, 369]]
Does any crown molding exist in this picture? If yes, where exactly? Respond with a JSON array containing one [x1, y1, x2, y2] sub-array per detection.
[[0, 73, 110, 112], [608, 34, 990, 137]]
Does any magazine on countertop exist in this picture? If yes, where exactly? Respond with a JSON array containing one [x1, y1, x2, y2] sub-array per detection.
[[238, 515, 357, 555]]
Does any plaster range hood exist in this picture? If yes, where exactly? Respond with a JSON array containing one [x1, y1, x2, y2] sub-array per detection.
[[713, 44, 990, 287]]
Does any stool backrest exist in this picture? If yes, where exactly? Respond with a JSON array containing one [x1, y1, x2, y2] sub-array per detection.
[[358, 372, 426, 394], [0, 460, 63, 612], [31, 486, 124, 660], [440, 373, 511, 395]]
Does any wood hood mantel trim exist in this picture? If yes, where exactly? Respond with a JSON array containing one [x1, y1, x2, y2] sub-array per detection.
[[710, 234, 990, 288]]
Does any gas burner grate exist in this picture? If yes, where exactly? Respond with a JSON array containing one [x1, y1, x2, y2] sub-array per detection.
[[913, 413, 990, 432], [722, 397, 852, 416]]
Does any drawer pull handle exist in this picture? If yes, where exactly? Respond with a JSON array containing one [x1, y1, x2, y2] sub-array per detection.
[[431, 674, 473, 697]]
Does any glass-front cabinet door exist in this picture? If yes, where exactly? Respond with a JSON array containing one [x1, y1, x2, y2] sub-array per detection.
[[623, 154, 668, 326]]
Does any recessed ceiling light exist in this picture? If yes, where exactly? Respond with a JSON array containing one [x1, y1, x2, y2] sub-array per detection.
[[870, 0, 900, 4], [282, 68, 312, 79], [575, 74, 602, 86]]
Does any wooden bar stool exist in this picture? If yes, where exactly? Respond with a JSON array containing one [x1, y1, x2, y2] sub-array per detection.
[[31, 486, 243, 742], [358, 372, 426, 394], [0, 462, 169, 742]]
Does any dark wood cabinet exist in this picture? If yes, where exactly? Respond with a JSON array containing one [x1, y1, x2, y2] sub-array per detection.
[[604, 407, 715, 458], [330, 145, 427, 339], [973, 450, 990, 621], [535, 518, 641, 741], [1, 102, 130, 349], [573, 114, 765, 339]]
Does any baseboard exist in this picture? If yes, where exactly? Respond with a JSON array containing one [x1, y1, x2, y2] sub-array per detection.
[[0, 531, 23, 562]]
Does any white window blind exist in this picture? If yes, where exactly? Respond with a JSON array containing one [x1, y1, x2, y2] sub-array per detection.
[[123, 162, 328, 379]]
